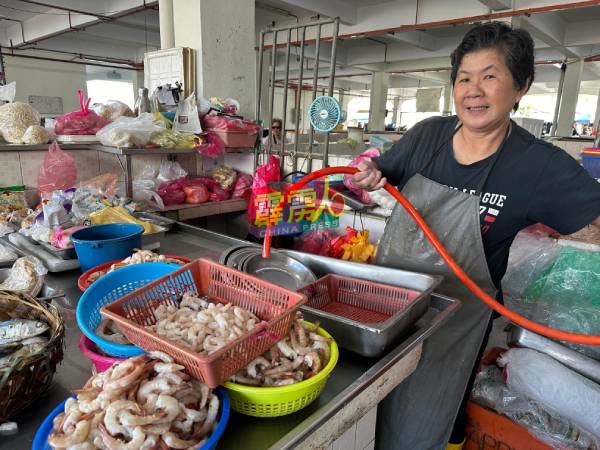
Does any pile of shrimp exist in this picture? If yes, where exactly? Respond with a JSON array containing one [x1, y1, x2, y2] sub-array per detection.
[[148, 292, 260, 354], [48, 352, 220, 450], [230, 314, 331, 387]]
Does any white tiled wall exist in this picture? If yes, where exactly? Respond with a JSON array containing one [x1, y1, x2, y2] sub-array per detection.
[[327, 406, 377, 450]]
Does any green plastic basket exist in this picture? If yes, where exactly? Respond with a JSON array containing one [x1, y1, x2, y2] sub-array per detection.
[[223, 323, 339, 417]]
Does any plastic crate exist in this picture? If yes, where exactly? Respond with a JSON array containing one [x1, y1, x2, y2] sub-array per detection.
[[101, 258, 306, 387], [208, 129, 258, 148], [582, 153, 600, 179], [301, 273, 422, 324]]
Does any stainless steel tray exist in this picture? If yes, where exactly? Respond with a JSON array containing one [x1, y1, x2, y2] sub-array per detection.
[[6, 233, 80, 272], [508, 325, 600, 384], [282, 250, 443, 357], [242, 251, 317, 290], [134, 212, 175, 231], [39, 241, 77, 260], [141, 225, 166, 250]]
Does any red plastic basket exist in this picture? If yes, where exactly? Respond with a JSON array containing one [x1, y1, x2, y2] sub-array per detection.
[[299, 274, 422, 324], [100, 258, 306, 387], [77, 255, 191, 291]]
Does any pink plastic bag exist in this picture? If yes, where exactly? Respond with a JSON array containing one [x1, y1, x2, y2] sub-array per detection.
[[183, 185, 209, 204], [293, 229, 337, 256], [189, 176, 217, 191], [38, 142, 77, 196], [202, 115, 260, 133], [196, 132, 225, 159], [247, 156, 280, 224], [54, 90, 110, 135], [157, 178, 190, 206], [209, 186, 231, 202], [232, 173, 253, 199], [343, 148, 381, 205]]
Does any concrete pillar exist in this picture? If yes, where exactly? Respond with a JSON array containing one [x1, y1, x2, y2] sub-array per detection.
[[158, 0, 175, 49], [173, 0, 255, 117], [369, 71, 389, 131], [556, 59, 584, 137], [442, 84, 452, 116], [391, 96, 400, 127], [594, 88, 600, 127]]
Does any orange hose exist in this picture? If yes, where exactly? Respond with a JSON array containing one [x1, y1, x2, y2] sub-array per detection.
[[262, 166, 600, 345]]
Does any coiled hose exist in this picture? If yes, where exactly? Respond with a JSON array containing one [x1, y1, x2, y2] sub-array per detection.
[[262, 166, 600, 346]]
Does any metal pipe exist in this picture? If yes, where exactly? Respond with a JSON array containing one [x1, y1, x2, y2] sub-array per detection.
[[12, 46, 138, 65], [267, 30, 278, 162], [307, 23, 322, 173], [292, 26, 307, 172], [261, 18, 338, 34], [255, 31, 266, 171], [3, 52, 142, 70], [263, 147, 324, 159], [323, 18, 339, 168], [280, 28, 292, 172], [18, 0, 112, 20], [551, 62, 567, 137]]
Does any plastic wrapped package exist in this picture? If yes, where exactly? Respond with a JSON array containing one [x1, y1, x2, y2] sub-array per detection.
[[157, 160, 187, 184], [50, 225, 86, 249], [208, 97, 240, 115], [88, 206, 158, 234], [42, 194, 74, 230], [198, 97, 212, 117], [37, 142, 77, 196], [157, 178, 190, 206], [132, 166, 164, 209], [197, 131, 225, 159], [471, 365, 598, 450], [499, 348, 600, 439], [293, 229, 338, 256], [231, 173, 253, 199], [0, 256, 47, 297], [0, 186, 27, 213], [209, 186, 231, 202], [0, 101, 40, 143], [369, 188, 396, 211], [55, 90, 109, 135], [173, 93, 202, 134], [20, 221, 51, 243], [183, 185, 209, 204], [22, 125, 50, 144], [149, 129, 203, 149], [342, 148, 381, 205], [0, 243, 17, 263], [189, 176, 217, 191], [212, 166, 237, 190], [201, 115, 260, 133], [96, 113, 165, 147], [91, 100, 135, 121], [79, 173, 117, 198]]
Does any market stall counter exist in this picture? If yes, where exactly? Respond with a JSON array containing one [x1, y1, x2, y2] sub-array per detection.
[[4, 221, 459, 450]]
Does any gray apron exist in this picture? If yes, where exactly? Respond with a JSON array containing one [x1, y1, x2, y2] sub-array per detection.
[[374, 124, 509, 450]]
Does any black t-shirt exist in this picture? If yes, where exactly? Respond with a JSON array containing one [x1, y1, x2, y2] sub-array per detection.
[[373, 115, 600, 287]]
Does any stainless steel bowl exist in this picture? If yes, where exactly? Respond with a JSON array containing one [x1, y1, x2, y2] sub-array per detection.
[[242, 251, 317, 290]]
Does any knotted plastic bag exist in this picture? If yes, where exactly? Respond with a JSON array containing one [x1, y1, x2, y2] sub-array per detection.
[[55, 90, 110, 135], [38, 142, 77, 197]]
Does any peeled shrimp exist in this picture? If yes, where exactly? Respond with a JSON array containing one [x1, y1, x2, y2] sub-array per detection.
[[246, 356, 270, 378], [48, 420, 91, 448], [100, 424, 146, 450]]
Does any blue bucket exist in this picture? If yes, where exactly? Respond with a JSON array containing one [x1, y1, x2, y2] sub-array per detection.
[[71, 224, 144, 272]]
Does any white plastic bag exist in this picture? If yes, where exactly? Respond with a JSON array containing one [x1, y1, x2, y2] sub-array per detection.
[[132, 165, 165, 209], [173, 93, 202, 134], [157, 160, 187, 184], [498, 348, 600, 438], [96, 113, 165, 147]]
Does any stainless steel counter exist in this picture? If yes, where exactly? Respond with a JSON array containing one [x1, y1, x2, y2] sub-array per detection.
[[3, 223, 458, 449]]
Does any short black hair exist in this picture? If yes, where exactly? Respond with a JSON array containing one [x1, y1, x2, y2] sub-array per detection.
[[450, 22, 535, 111]]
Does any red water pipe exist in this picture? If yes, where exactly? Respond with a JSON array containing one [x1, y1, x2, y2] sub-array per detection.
[[262, 166, 600, 346]]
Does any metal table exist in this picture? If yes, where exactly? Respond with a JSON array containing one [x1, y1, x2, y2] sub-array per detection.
[[3, 222, 459, 449]]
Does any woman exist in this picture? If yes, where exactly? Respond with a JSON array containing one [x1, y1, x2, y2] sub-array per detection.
[[263, 118, 287, 145], [353, 22, 600, 450]]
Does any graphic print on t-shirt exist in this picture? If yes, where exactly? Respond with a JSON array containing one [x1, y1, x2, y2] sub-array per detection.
[[448, 185, 507, 234]]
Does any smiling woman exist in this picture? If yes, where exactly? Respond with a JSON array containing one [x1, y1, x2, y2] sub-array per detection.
[[352, 21, 600, 450]]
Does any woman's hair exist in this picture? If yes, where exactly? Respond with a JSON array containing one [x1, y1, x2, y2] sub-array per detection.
[[450, 22, 535, 111], [271, 118, 283, 127]]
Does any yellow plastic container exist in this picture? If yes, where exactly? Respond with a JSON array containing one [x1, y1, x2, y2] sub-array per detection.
[[223, 323, 339, 417]]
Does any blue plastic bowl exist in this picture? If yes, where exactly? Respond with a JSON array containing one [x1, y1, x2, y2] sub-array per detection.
[[76, 262, 179, 358], [71, 224, 144, 272], [33, 387, 230, 450]]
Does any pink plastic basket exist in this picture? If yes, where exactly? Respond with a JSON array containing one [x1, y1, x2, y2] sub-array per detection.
[[100, 258, 306, 387], [78, 335, 124, 372], [208, 129, 258, 148]]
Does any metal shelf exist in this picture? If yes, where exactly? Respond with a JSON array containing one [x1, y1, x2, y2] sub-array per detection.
[[89, 145, 197, 155], [155, 198, 248, 220]]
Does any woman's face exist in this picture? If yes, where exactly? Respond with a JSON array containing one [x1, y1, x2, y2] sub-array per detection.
[[272, 121, 282, 138], [453, 48, 527, 133]]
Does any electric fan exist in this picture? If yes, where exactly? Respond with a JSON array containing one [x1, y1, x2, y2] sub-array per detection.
[[308, 95, 346, 132]]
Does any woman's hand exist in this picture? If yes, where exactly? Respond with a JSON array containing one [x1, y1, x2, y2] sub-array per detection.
[[351, 160, 387, 191]]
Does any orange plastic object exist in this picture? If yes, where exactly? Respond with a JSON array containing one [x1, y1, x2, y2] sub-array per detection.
[[77, 255, 191, 292], [262, 166, 600, 345], [299, 274, 422, 324], [465, 402, 552, 450], [100, 258, 306, 387]]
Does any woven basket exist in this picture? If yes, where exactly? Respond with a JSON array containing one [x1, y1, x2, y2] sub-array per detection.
[[0, 290, 65, 421]]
